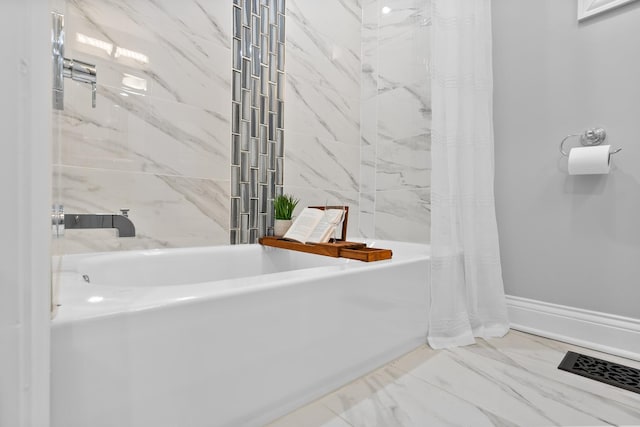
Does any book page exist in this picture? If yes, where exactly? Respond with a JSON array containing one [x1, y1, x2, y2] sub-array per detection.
[[306, 209, 345, 243], [282, 208, 324, 243]]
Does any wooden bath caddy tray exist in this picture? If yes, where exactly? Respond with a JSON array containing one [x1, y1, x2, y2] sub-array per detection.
[[258, 236, 392, 262]]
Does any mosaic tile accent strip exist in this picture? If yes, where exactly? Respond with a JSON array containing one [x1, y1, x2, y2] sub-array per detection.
[[558, 351, 640, 394], [231, 0, 285, 244]]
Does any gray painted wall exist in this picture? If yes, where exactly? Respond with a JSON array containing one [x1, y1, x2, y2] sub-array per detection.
[[492, 0, 640, 319]]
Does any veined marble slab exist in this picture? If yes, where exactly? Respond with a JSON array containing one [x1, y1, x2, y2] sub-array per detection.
[[357, 192, 376, 239], [375, 189, 431, 243], [285, 0, 361, 146], [54, 0, 232, 254], [286, 11, 361, 103], [284, 132, 360, 193], [67, 0, 231, 112], [377, 83, 431, 144], [358, 0, 432, 243], [285, 74, 360, 145], [53, 166, 229, 253], [359, 145, 376, 194], [68, 0, 231, 48], [287, 0, 362, 55], [378, 0, 431, 45], [360, 97, 377, 147], [55, 82, 230, 180], [375, 133, 431, 192]]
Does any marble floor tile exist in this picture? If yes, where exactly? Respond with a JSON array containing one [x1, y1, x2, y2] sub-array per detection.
[[267, 403, 351, 427], [407, 348, 638, 426], [459, 331, 640, 413], [320, 366, 510, 427], [272, 331, 640, 427]]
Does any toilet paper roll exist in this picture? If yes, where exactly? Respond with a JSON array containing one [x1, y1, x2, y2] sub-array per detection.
[[568, 145, 611, 175]]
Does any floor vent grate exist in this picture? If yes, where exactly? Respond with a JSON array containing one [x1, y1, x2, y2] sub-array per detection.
[[558, 351, 640, 395]]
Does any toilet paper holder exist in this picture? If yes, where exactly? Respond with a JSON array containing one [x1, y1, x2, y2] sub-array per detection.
[[559, 127, 622, 156]]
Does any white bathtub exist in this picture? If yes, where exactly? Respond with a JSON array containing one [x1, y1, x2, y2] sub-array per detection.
[[51, 240, 430, 427]]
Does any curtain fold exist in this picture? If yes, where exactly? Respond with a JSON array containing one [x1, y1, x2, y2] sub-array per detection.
[[428, 0, 509, 349]]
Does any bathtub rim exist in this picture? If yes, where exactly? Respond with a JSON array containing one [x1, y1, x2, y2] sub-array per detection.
[[52, 239, 430, 326], [53, 238, 429, 272]]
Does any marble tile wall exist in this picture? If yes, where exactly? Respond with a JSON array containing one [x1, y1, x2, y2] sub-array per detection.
[[54, 0, 431, 252], [53, 0, 232, 253], [283, 0, 362, 234], [359, 0, 432, 243]]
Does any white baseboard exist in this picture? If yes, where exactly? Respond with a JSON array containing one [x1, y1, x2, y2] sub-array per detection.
[[506, 295, 640, 362]]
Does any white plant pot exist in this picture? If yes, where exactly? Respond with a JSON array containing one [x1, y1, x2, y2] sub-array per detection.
[[273, 219, 292, 237]]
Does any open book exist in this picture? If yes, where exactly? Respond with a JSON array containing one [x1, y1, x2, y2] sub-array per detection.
[[283, 207, 346, 244]]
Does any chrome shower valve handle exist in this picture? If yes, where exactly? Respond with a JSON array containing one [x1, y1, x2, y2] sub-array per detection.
[[52, 12, 97, 110]]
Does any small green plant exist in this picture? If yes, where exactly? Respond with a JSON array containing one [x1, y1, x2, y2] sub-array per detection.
[[274, 194, 299, 220]]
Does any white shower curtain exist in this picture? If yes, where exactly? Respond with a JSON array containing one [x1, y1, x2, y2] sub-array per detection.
[[428, 0, 509, 349]]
